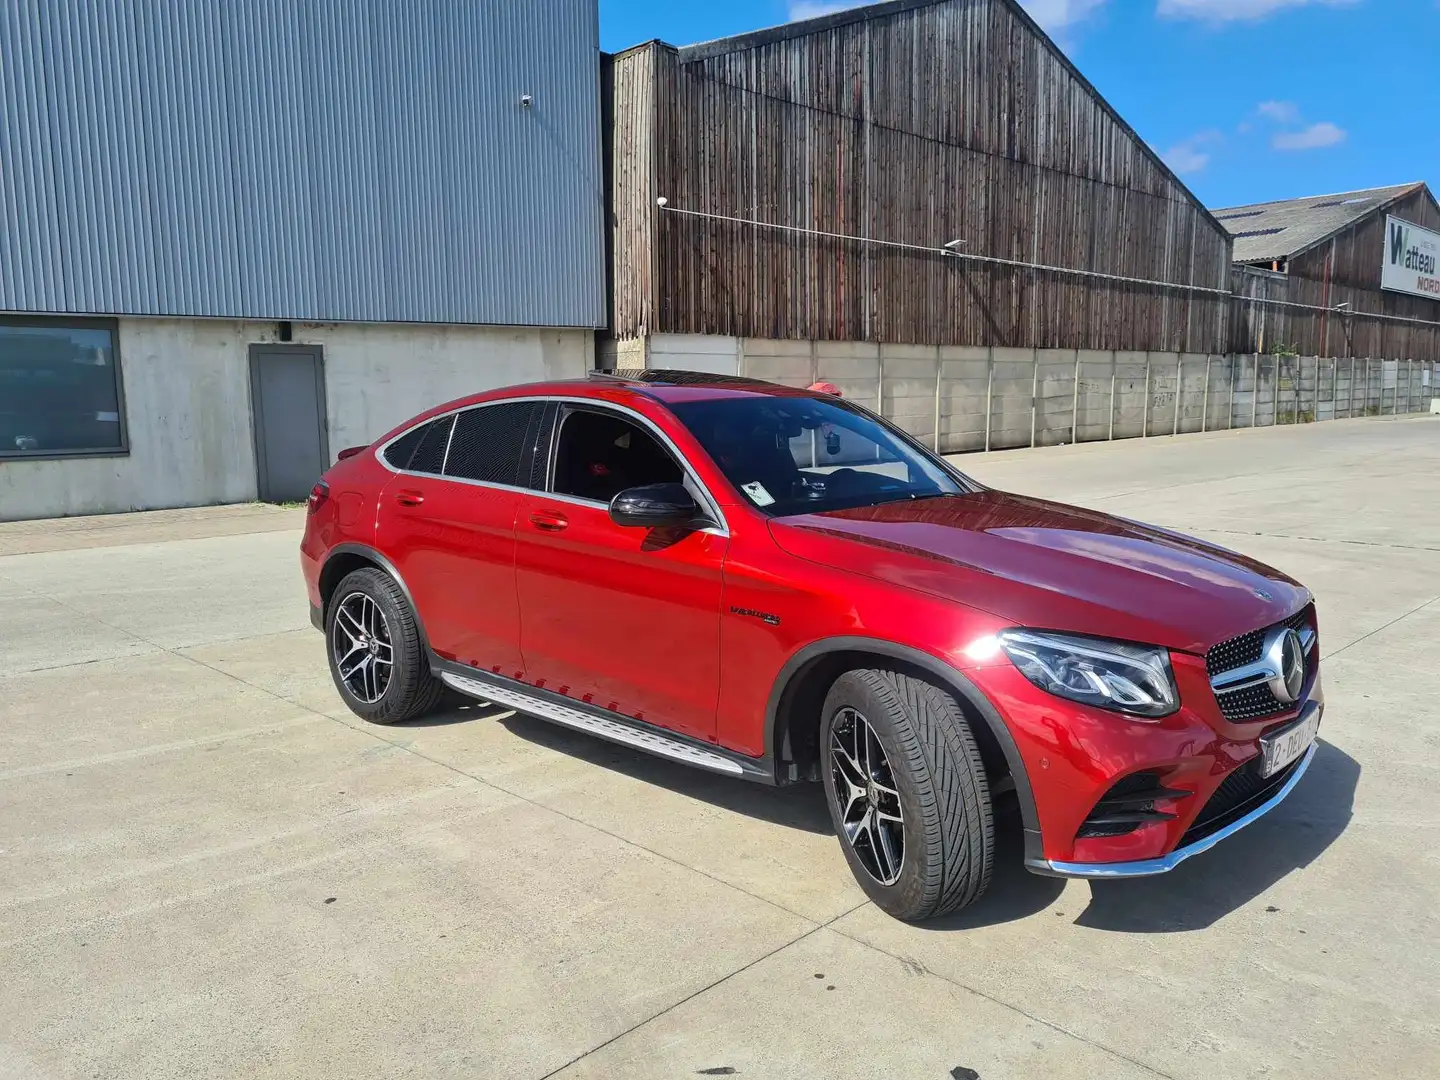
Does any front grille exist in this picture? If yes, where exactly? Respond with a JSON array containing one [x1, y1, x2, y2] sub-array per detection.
[[1206, 606, 1314, 722], [1218, 683, 1290, 721], [1181, 755, 1300, 846]]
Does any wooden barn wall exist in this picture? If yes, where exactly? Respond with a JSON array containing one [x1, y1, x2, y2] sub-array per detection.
[[1227, 190, 1440, 362], [613, 0, 1231, 350], [607, 46, 658, 339]]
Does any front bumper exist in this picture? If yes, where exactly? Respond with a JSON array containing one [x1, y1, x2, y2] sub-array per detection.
[[962, 650, 1323, 873], [1036, 740, 1316, 878]]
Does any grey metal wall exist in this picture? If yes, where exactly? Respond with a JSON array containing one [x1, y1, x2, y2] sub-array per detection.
[[0, 0, 605, 327]]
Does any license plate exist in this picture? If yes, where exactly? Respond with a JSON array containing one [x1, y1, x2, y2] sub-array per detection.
[[1260, 709, 1320, 778]]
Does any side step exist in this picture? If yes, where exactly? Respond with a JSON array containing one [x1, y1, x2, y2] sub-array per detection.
[[436, 666, 772, 783]]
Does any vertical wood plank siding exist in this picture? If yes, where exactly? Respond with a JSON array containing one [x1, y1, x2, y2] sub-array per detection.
[[607, 0, 1232, 350]]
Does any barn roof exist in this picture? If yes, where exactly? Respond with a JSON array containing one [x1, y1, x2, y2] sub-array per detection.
[[1214, 183, 1427, 263]]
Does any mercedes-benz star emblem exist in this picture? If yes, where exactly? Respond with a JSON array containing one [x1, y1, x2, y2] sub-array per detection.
[[1262, 627, 1306, 704]]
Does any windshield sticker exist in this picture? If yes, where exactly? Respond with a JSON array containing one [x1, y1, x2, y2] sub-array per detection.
[[741, 481, 776, 507]]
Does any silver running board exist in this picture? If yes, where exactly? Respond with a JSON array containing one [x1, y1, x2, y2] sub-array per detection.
[[439, 670, 747, 777]]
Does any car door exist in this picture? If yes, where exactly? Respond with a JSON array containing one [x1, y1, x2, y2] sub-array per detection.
[[377, 400, 546, 676], [513, 402, 728, 743]]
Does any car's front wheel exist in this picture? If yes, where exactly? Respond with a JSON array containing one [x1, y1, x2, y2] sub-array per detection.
[[821, 668, 994, 921], [325, 567, 444, 724]]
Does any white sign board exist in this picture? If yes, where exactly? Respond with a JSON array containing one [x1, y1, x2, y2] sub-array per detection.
[[1382, 215, 1440, 299]]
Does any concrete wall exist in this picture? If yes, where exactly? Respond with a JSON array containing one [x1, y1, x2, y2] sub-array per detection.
[[1, 318, 593, 521], [637, 333, 1440, 455], [308, 322, 592, 453]]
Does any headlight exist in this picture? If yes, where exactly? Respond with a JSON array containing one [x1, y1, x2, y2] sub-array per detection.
[[998, 630, 1177, 719]]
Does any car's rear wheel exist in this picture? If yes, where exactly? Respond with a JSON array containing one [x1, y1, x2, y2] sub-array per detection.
[[821, 668, 994, 921], [326, 567, 444, 724]]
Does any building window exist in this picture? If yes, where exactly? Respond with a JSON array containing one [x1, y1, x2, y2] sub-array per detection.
[[0, 319, 127, 458]]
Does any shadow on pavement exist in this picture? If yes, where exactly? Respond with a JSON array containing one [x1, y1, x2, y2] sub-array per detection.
[[1074, 739, 1359, 933], [494, 708, 835, 834], [407, 699, 1357, 931], [387, 697, 501, 728], [924, 800, 1067, 930]]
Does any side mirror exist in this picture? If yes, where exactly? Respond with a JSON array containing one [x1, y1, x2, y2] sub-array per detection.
[[609, 483, 702, 529]]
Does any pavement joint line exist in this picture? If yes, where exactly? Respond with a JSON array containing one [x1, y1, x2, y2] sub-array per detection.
[[294, 699, 831, 928], [533, 911, 863, 1080], [1051, 439, 1427, 506], [1322, 593, 1440, 662], [824, 924, 1180, 1080], [295, 702, 1179, 1080], [1193, 529, 1440, 553], [8, 573, 833, 930], [0, 784, 486, 950], [0, 714, 323, 782]]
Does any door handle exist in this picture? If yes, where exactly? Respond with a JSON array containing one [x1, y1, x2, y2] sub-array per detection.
[[528, 509, 569, 532], [394, 489, 425, 507]]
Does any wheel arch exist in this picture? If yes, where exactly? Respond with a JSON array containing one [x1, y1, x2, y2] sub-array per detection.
[[319, 543, 431, 648], [764, 637, 1043, 864]]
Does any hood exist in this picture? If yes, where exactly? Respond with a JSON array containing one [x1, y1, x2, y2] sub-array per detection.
[[769, 491, 1308, 655]]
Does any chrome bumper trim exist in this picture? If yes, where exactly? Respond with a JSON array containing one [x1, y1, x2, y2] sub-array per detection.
[[1042, 741, 1317, 879]]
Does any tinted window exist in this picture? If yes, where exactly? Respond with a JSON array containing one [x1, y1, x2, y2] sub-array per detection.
[[445, 402, 542, 486], [0, 320, 126, 457], [382, 424, 428, 470], [552, 409, 682, 503], [407, 415, 454, 475], [669, 396, 965, 516]]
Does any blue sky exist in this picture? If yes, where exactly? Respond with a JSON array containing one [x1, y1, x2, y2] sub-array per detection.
[[597, 0, 1439, 210]]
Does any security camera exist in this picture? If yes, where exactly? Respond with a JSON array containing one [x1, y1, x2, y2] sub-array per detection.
[[519, 94, 533, 107]]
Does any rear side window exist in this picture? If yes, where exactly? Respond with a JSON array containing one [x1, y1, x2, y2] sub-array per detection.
[[382, 424, 428, 470], [445, 402, 543, 486], [399, 415, 454, 475]]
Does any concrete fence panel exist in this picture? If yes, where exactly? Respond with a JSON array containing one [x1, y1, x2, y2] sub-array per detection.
[[937, 347, 990, 453], [633, 332, 1440, 459], [880, 345, 940, 446]]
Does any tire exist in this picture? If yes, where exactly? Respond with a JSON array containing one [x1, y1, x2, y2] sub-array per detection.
[[325, 567, 445, 725], [820, 668, 993, 921]]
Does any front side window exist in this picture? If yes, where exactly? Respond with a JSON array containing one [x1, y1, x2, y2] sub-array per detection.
[[551, 408, 682, 503], [0, 320, 126, 457], [668, 395, 967, 516]]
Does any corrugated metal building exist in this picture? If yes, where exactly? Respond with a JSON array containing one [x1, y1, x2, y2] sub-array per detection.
[[602, 2, 1230, 348], [1218, 183, 1440, 363], [1, 0, 605, 520]]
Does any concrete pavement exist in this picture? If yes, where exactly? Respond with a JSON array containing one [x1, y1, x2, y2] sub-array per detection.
[[1, 416, 1437, 1079]]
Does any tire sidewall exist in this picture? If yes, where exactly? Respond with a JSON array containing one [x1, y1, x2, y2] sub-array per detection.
[[326, 571, 409, 720], [820, 673, 934, 918]]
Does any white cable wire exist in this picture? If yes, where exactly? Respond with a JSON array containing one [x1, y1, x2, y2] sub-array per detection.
[[657, 202, 1440, 330]]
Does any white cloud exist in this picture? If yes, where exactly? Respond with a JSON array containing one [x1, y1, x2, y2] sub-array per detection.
[[1162, 130, 1223, 175], [1157, 0, 1357, 22], [788, 0, 863, 19], [1271, 121, 1347, 150], [789, 0, 1109, 34], [1018, 0, 1109, 33], [1256, 100, 1299, 122]]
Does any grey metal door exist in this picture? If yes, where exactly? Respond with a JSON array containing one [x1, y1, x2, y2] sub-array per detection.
[[249, 344, 328, 503]]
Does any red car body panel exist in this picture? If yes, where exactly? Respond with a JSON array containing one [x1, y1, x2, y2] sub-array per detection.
[[512, 492, 727, 742], [379, 479, 529, 677], [301, 377, 1321, 872]]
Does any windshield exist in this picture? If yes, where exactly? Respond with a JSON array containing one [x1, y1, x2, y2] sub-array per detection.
[[668, 394, 970, 517]]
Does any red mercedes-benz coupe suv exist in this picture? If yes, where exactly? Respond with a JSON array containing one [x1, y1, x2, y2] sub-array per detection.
[[301, 371, 1322, 920]]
